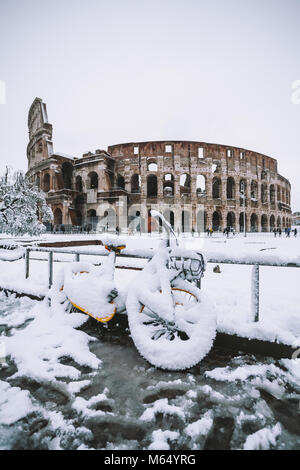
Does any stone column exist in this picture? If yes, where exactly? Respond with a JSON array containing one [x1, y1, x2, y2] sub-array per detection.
[[246, 212, 251, 232], [174, 174, 181, 203], [157, 174, 163, 199], [257, 214, 262, 232], [221, 209, 227, 231], [206, 211, 212, 231], [49, 167, 55, 191], [206, 174, 213, 200], [62, 201, 69, 224], [221, 177, 227, 204]]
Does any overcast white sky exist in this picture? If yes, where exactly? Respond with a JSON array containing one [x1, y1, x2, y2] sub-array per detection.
[[0, 0, 299, 210]]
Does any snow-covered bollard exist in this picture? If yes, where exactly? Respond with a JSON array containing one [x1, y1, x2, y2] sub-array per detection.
[[251, 264, 260, 322]]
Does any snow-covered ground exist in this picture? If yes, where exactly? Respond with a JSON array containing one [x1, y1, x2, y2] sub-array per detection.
[[0, 233, 300, 449]]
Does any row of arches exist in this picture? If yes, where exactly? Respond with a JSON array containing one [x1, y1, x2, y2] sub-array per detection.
[[210, 212, 290, 232], [38, 169, 290, 206], [53, 203, 291, 234]]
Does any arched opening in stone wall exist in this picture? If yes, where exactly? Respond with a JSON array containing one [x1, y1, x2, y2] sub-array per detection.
[[282, 217, 286, 229], [181, 210, 191, 232], [117, 175, 125, 189], [270, 185, 275, 204], [180, 174, 191, 194], [281, 189, 286, 204], [212, 211, 222, 231], [251, 213, 258, 232], [163, 174, 174, 197], [261, 214, 268, 232], [104, 208, 116, 231], [62, 162, 73, 189], [131, 174, 141, 193], [251, 180, 258, 200], [54, 208, 62, 225], [196, 175, 206, 195], [88, 172, 98, 190], [76, 175, 83, 192], [277, 216, 281, 228], [73, 194, 85, 226], [43, 173, 50, 192], [212, 177, 221, 199], [239, 212, 247, 232], [286, 191, 290, 205], [277, 186, 281, 202], [226, 212, 236, 230], [87, 209, 98, 230], [270, 215, 275, 230], [148, 209, 159, 232], [76, 211, 83, 226], [261, 170, 267, 180], [239, 179, 247, 206], [147, 159, 157, 172], [197, 210, 206, 232], [147, 175, 157, 197], [226, 177, 235, 199], [212, 161, 221, 173], [163, 209, 175, 229]]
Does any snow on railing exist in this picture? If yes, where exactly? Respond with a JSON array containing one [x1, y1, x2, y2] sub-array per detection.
[[19, 246, 300, 323]]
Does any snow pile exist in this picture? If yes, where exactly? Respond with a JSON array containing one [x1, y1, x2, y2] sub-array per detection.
[[0, 292, 36, 329], [140, 398, 185, 422], [0, 248, 25, 262], [243, 423, 281, 450], [4, 299, 100, 387], [0, 381, 36, 425], [148, 429, 179, 450], [205, 364, 283, 382], [185, 411, 213, 439], [72, 388, 113, 418]]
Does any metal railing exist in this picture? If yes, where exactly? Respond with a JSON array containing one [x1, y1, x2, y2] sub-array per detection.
[[22, 246, 300, 323]]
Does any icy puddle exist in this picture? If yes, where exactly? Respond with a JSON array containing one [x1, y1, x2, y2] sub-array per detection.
[[0, 292, 300, 450]]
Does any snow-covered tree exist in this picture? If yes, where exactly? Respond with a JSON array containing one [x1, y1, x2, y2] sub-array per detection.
[[0, 168, 53, 235]]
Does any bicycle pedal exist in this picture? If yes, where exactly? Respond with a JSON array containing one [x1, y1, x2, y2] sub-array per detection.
[[107, 288, 118, 302]]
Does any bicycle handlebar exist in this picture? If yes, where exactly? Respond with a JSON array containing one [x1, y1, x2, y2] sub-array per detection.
[[150, 210, 179, 246]]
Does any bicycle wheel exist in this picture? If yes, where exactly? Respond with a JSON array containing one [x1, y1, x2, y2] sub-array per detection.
[[126, 281, 216, 370]]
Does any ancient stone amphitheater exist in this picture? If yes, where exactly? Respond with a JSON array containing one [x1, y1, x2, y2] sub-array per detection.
[[27, 98, 292, 233]]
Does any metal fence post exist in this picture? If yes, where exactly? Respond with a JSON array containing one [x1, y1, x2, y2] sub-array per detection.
[[48, 251, 53, 288], [25, 248, 30, 279], [251, 264, 260, 322]]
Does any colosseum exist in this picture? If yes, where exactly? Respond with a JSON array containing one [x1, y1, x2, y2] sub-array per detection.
[[26, 98, 292, 233]]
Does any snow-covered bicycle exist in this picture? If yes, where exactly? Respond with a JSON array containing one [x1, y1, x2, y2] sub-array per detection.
[[50, 211, 216, 370]]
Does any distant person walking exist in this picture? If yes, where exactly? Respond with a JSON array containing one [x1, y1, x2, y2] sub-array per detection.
[[294, 228, 297, 237], [274, 228, 277, 237]]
